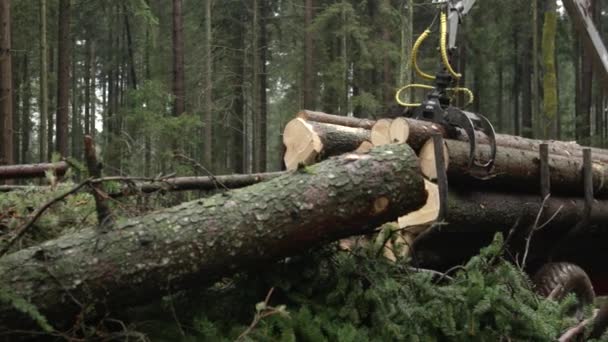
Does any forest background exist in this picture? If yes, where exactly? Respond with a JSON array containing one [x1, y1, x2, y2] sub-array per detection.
[[0, 0, 607, 178]]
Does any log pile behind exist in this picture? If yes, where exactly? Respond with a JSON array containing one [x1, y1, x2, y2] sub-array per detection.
[[280, 110, 608, 261]]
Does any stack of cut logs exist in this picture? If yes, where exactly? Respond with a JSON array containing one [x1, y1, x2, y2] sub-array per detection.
[[283, 110, 608, 260]]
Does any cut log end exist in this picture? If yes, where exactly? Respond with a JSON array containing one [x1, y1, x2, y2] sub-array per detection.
[[419, 139, 449, 181], [398, 180, 440, 233], [355, 141, 374, 154], [283, 118, 322, 171], [371, 119, 392, 146], [389, 117, 410, 144]]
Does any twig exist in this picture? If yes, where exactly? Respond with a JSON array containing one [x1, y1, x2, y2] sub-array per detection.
[[521, 195, 563, 269], [558, 316, 595, 342], [0, 179, 92, 257], [237, 287, 288, 341]]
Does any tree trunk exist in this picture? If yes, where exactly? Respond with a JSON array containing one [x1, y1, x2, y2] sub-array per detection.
[[203, 0, 213, 168], [70, 37, 81, 159], [542, 0, 558, 139], [89, 41, 96, 136], [21, 54, 31, 164], [303, 0, 315, 109], [424, 138, 608, 198], [0, 0, 14, 167], [55, 0, 71, 157], [123, 5, 137, 90], [497, 63, 504, 132], [0, 144, 426, 329], [0, 161, 68, 180], [522, 38, 533, 138], [172, 0, 185, 116], [39, 0, 48, 162], [512, 27, 521, 136], [531, 0, 540, 137], [283, 118, 371, 170], [13, 52, 21, 165]]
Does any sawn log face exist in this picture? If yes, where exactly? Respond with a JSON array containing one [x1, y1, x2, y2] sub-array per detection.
[[0, 144, 426, 329]]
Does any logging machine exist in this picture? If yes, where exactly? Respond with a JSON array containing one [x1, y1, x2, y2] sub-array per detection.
[[397, 0, 608, 175]]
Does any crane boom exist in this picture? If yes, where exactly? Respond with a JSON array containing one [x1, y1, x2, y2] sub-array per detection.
[[561, 0, 608, 91]]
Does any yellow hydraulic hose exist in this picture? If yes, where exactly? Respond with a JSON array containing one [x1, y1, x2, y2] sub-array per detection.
[[440, 11, 461, 79], [395, 84, 436, 107], [411, 29, 436, 81]]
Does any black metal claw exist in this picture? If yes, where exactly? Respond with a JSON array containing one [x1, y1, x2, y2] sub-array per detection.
[[445, 107, 496, 173]]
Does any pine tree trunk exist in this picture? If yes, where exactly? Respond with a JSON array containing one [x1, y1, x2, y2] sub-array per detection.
[[123, 5, 137, 90], [303, 0, 315, 109], [39, 0, 48, 162], [512, 28, 521, 136], [21, 54, 31, 164], [84, 39, 91, 136], [13, 49, 21, 165], [522, 38, 533, 138], [70, 37, 80, 159], [0, 144, 426, 330], [47, 44, 54, 161], [542, 0, 558, 139], [172, 0, 185, 116], [531, 0, 540, 138], [89, 41, 96, 136], [203, 0, 213, 168], [0, 0, 14, 167], [55, 0, 71, 157]]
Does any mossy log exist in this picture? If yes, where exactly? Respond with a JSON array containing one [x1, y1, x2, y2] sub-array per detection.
[[422, 139, 608, 197], [283, 118, 371, 170], [0, 144, 427, 330], [0, 161, 68, 180]]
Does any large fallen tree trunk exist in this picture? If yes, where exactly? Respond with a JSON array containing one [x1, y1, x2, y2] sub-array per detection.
[[419, 139, 608, 197], [283, 118, 370, 170], [0, 161, 68, 180], [0, 144, 426, 330]]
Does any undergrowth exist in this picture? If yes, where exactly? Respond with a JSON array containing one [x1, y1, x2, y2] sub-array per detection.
[[126, 233, 601, 342]]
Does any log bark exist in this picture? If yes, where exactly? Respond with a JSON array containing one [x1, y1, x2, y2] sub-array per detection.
[[0, 144, 426, 329], [422, 139, 608, 197], [283, 118, 370, 170], [0, 161, 68, 180], [296, 110, 376, 130], [403, 117, 608, 163]]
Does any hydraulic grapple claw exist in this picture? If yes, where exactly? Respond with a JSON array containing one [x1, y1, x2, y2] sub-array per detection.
[[445, 107, 496, 173]]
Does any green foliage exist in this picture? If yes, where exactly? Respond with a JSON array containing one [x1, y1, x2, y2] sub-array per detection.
[[0, 285, 54, 333], [133, 233, 586, 341]]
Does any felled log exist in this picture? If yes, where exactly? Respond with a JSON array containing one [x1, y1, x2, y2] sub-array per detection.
[[419, 139, 608, 197], [401, 117, 608, 163], [0, 144, 427, 329], [296, 110, 375, 130], [283, 118, 370, 170], [297, 110, 608, 163], [0, 161, 68, 180]]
